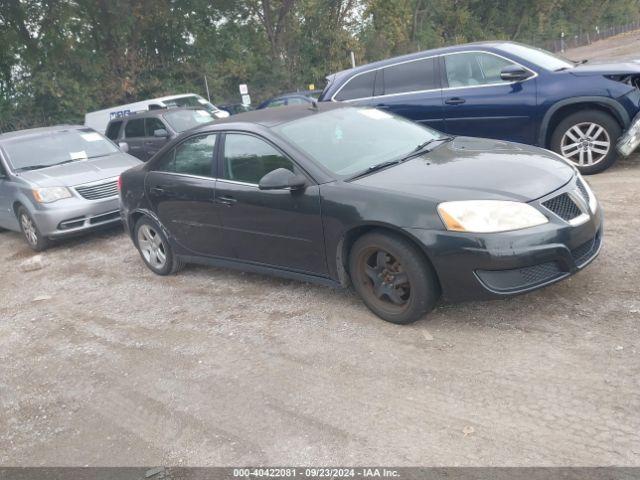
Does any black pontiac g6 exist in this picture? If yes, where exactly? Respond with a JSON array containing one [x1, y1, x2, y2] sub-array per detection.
[[119, 104, 602, 324]]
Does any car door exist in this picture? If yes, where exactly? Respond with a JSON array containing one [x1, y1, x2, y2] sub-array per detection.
[[144, 117, 170, 159], [372, 57, 445, 132], [146, 132, 231, 258], [440, 51, 537, 144], [0, 159, 13, 228], [215, 132, 327, 275], [123, 118, 147, 160]]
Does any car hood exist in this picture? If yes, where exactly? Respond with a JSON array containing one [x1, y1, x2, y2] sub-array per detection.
[[352, 137, 574, 202], [569, 60, 640, 76], [17, 152, 142, 188]]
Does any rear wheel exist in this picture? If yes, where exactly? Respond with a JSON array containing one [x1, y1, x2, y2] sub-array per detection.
[[18, 206, 50, 251], [134, 216, 184, 275], [550, 110, 621, 174], [349, 231, 440, 324]]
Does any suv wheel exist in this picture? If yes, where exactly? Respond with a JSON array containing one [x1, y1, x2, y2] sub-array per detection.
[[134, 216, 184, 275], [348, 231, 440, 324], [18, 206, 50, 251], [550, 110, 622, 174]]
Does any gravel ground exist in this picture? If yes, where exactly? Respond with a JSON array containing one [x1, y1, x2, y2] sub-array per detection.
[[1, 38, 640, 467]]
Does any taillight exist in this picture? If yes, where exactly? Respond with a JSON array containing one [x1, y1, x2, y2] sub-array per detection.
[[117, 175, 122, 191]]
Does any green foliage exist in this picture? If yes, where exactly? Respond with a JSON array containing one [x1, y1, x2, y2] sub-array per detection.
[[0, 0, 639, 131]]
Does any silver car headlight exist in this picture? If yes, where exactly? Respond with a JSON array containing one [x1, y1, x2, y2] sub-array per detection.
[[617, 113, 640, 157], [32, 186, 72, 203], [438, 200, 548, 233]]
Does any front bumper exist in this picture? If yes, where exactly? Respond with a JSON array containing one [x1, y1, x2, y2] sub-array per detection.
[[407, 178, 603, 302], [31, 195, 122, 238], [617, 112, 640, 157]]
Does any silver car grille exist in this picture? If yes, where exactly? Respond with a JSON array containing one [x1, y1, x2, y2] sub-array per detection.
[[75, 179, 119, 200]]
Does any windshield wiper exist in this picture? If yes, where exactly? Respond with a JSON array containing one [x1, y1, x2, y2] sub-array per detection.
[[346, 136, 454, 181], [347, 160, 400, 180], [411, 136, 454, 154], [15, 164, 51, 172]]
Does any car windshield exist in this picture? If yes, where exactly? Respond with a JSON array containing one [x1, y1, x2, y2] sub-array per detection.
[[163, 109, 215, 132], [498, 43, 574, 71], [273, 107, 443, 177], [164, 95, 219, 113], [3, 128, 119, 172]]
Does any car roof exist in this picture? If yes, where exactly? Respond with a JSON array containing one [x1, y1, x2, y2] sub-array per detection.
[[107, 107, 207, 123], [198, 102, 345, 129], [0, 125, 88, 143], [329, 40, 518, 79]]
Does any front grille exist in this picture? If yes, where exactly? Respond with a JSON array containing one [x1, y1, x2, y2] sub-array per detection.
[[542, 193, 581, 221], [75, 180, 118, 200], [572, 230, 602, 267], [576, 178, 590, 204], [476, 261, 564, 293]]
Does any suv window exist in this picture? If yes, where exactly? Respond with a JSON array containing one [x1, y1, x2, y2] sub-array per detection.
[[335, 70, 376, 101], [145, 118, 166, 136], [223, 134, 294, 184], [155, 134, 217, 177], [105, 121, 122, 140], [382, 58, 438, 95], [124, 118, 145, 138], [445, 52, 516, 88]]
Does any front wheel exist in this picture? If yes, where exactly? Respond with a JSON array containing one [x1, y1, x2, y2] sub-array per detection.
[[134, 216, 184, 275], [349, 231, 440, 324], [18, 206, 50, 251], [550, 110, 622, 174]]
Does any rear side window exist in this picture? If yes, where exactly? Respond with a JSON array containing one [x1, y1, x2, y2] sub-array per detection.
[[334, 70, 375, 101], [382, 58, 438, 95], [145, 117, 166, 136], [124, 119, 145, 138], [155, 134, 217, 177], [105, 121, 122, 140]]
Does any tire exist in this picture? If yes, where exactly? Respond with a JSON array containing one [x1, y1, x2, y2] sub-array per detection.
[[550, 110, 622, 175], [17, 206, 50, 251], [134, 216, 184, 275], [348, 231, 440, 324]]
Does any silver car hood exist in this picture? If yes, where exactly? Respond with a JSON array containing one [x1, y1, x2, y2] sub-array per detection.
[[17, 152, 142, 188]]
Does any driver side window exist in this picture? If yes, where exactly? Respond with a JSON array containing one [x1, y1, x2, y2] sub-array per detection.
[[222, 134, 294, 185], [445, 52, 516, 88]]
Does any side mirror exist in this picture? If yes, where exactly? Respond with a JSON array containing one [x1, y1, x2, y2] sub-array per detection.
[[500, 65, 533, 82], [154, 129, 169, 138], [118, 142, 129, 153], [258, 168, 306, 191]]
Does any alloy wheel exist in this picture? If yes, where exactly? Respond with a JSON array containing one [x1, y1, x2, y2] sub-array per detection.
[[20, 213, 38, 246], [359, 248, 411, 309], [137, 224, 167, 269], [560, 122, 610, 166]]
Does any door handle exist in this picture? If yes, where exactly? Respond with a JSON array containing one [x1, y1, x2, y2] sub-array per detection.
[[150, 185, 174, 196], [215, 195, 237, 206], [445, 97, 466, 105]]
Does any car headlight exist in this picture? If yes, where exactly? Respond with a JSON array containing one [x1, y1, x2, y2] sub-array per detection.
[[437, 200, 548, 233], [32, 186, 72, 203]]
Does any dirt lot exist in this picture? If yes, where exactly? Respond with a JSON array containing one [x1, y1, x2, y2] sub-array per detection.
[[1, 37, 640, 467], [565, 29, 640, 62]]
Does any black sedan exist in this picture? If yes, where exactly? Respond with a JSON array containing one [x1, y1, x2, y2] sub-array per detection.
[[119, 103, 603, 324]]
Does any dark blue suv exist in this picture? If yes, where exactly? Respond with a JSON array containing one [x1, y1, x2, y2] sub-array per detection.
[[319, 42, 640, 174]]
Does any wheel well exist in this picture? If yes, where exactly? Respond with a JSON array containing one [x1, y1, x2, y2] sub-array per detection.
[[545, 102, 624, 147], [129, 211, 145, 236], [339, 224, 441, 290], [12, 201, 24, 217]]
